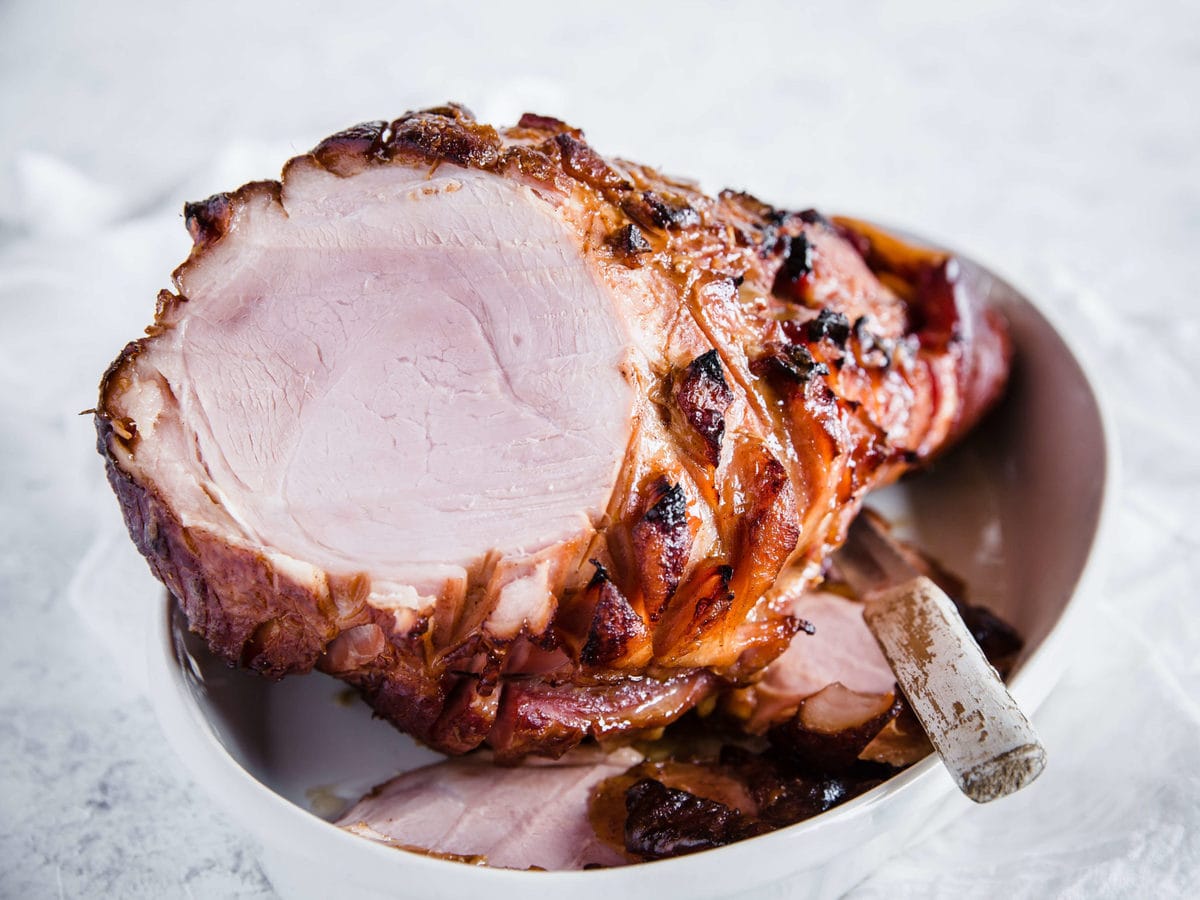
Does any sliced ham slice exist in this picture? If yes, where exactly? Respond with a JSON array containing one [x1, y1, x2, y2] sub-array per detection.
[[336, 747, 642, 870], [731, 590, 896, 732]]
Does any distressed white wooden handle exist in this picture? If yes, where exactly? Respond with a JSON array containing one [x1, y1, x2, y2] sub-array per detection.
[[863, 576, 1046, 803]]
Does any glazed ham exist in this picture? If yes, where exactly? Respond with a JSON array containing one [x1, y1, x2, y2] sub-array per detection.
[[96, 105, 1010, 758]]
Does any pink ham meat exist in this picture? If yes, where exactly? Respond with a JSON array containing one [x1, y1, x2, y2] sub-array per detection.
[[96, 105, 1010, 758], [161, 163, 631, 588], [337, 747, 641, 870]]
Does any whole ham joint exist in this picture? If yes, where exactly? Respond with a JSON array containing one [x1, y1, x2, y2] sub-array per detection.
[[96, 104, 1010, 759]]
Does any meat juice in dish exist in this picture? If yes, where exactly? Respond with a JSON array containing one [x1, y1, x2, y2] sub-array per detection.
[[95, 105, 1014, 864]]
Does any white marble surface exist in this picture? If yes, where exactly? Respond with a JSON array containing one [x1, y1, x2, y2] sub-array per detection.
[[2, 0, 1199, 896]]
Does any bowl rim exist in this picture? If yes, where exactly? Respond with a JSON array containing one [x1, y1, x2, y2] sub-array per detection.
[[145, 230, 1121, 889]]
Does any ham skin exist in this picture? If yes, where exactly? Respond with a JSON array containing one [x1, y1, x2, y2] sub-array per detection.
[[96, 104, 1010, 758]]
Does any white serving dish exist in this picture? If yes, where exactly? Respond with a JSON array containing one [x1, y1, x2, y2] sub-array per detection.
[[146, 241, 1115, 900]]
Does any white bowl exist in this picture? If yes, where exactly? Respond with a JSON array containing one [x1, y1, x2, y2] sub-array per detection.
[[147, 243, 1115, 900]]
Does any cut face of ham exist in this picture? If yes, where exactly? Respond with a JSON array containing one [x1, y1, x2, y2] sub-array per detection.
[[116, 165, 633, 590], [97, 104, 1011, 757]]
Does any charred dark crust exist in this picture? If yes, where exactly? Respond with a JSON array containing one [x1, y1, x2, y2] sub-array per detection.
[[581, 571, 649, 667], [716, 745, 881, 828], [806, 308, 852, 347], [587, 559, 613, 590], [623, 778, 769, 860], [593, 747, 893, 863], [184, 194, 233, 248], [717, 188, 785, 223], [311, 121, 389, 174], [386, 106, 502, 168], [632, 481, 692, 623], [852, 316, 894, 368], [555, 133, 631, 190], [688, 347, 725, 384], [643, 480, 687, 531], [675, 350, 734, 467], [177, 182, 282, 270], [345, 660, 450, 754], [751, 344, 830, 385], [773, 232, 815, 293], [622, 191, 701, 231], [796, 208, 833, 228], [606, 223, 652, 260]]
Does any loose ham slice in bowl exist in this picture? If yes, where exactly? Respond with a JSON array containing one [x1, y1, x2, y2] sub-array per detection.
[[337, 747, 643, 870]]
